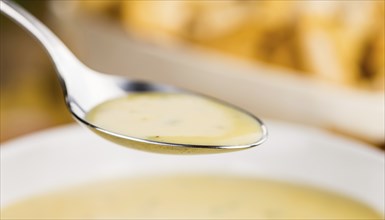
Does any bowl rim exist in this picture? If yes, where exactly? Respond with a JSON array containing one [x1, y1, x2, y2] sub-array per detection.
[[1, 121, 384, 214]]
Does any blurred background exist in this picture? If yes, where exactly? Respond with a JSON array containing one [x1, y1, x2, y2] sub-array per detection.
[[1, 0, 384, 149], [0, 0, 72, 142]]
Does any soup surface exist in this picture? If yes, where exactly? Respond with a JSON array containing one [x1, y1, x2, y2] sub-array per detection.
[[1, 176, 382, 219], [86, 93, 264, 146]]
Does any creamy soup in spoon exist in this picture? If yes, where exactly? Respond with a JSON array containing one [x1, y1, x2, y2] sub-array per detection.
[[85, 93, 264, 146], [1, 175, 382, 219]]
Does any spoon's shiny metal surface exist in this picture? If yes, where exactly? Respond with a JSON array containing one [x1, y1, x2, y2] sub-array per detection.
[[0, 0, 267, 154]]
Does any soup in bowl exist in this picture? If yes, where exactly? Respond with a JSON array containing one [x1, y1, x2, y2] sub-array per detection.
[[1, 120, 384, 219]]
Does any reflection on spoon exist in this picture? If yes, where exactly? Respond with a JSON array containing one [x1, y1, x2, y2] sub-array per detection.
[[0, 0, 267, 154]]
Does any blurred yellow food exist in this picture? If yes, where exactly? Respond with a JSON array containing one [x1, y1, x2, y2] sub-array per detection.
[[78, 0, 385, 91]]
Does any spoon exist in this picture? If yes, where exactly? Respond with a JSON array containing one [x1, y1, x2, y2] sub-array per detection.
[[0, 0, 267, 154]]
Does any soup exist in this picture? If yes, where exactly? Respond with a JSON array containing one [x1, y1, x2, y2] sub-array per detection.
[[1, 176, 382, 219], [85, 93, 264, 146]]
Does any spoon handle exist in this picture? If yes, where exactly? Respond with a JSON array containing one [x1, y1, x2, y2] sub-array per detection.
[[0, 0, 84, 77]]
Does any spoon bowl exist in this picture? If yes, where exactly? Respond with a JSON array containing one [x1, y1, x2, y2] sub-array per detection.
[[0, 0, 267, 154]]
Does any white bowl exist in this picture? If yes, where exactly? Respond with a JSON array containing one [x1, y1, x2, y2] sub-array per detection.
[[1, 120, 384, 216]]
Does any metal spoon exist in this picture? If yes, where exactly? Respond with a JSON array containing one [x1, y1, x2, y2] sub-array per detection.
[[0, 0, 267, 154]]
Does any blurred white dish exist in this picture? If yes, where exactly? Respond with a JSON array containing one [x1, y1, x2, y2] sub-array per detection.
[[48, 3, 384, 144], [1, 120, 384, 215]]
